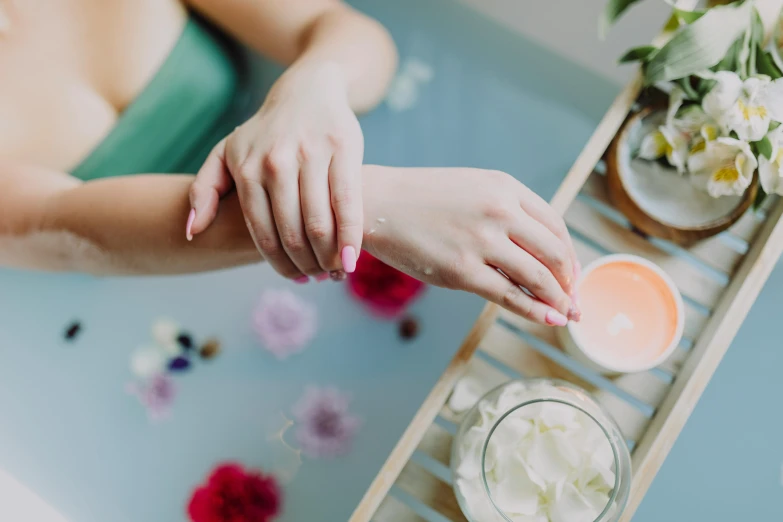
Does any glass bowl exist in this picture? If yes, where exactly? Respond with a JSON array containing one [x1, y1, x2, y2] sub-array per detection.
[[450, 379, 631, 522]]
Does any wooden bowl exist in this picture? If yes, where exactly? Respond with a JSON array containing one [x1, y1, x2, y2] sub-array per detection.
[[606, 109, 758, 246]]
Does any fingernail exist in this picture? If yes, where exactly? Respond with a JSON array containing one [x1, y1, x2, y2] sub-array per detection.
[[315, 273, 329, 282], [341, 246, 358, 273], [545, 310, 568, 326], [294, 276, 309, 284], [330, 270, 347, 281], [567, 303, 582, 322], [185, 209, 196, 241]]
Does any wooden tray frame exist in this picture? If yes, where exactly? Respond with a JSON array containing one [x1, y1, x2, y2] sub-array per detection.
[[350, 4, 783, 521]]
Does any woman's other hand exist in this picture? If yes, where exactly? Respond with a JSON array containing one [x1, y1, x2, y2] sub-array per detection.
[[363, 167, 581, 325], [188, 61, 364, 281]]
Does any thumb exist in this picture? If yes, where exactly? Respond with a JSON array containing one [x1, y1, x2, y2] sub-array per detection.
[[187, 138, 233, 240]]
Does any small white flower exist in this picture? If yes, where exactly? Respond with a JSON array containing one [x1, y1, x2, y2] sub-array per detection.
[[687, 137, 757, 197], [638, 126, 690, 173], [151, 318, 180, 356], [759, 126, 783, 195], [703, 72, 783, 142], [130, 345, 167, 379]]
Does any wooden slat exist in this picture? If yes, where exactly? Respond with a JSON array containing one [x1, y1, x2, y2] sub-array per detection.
[[373, 496, 428, 522], [580, 174, 744, 275], [727, 208, 764, 242], [566, 199, 724, 309], [497, 313, 673, 408], [620, 197, 783, 522], [396, 461, 468, 522], [416, 422, 453, 467], [479, 322, 650, 442], [571, 239, 708, 342]]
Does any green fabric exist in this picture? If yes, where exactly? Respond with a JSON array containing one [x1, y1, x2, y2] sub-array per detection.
[[71, 17, 247, 180]]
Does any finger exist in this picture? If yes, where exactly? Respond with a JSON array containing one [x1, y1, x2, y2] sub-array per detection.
[[517, 184, 579, 280], [508, 211, 575, 298], [263, 152, 322, 277], [329, 137, 363, 273], [301, 151, 341, 271], [235, 176, 304, 281], [487, 239, 573, 318], [188, 139, 234, 239], [467, 266, 569, 326]]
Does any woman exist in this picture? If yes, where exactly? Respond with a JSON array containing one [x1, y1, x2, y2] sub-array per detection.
[[0, 0, 580, 325]]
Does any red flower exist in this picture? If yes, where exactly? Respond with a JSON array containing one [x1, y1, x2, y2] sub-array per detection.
[[347, 252, 426, 318], [188, 463, 281, 522]]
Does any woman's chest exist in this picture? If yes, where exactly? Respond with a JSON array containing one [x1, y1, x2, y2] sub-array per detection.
[[0, 0, 186, 171]]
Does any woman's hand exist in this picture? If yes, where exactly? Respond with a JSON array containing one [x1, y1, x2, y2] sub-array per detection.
[[188, 61, 364, 281], [362, 167, 580, 325]]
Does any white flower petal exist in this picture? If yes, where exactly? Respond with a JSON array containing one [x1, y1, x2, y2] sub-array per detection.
[[490, 454, 542, 516], [638, 130, 667, 160], [702, 71, 742, 124], [525, 431, 571, 484], [759, 155, 783, 195], [130, 346, 167, 379], [666, 87, 685, 127], [548, 483, 603, 522], [761, 78, 783, 121], [448, 375, 483, 413]]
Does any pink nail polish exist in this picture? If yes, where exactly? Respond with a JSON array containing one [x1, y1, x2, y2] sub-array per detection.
[[294, 276, 309, 284], [341, 246, 358, 273], [545, 310, 568, 326], [330, 270, 347, 281], [315, 273, 329, 282], [185, 209, 196, 241]]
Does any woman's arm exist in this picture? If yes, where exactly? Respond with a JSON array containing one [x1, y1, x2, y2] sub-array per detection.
[[0, 164, 259, 275], [183, 0, 397, 112]]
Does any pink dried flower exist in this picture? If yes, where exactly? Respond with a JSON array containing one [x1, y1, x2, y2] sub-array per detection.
[[127, 373, 176, 421], [292, 386, 360, 458], [252, 290, 317, 359]]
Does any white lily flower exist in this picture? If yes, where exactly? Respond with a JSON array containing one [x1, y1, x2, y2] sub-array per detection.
[[703, 72, 783, 142], [759, 126, 783, 195], [687, 137, 757, 197], [638, 125, 690, 173]]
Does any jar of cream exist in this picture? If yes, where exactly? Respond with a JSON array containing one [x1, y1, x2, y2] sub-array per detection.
[[451, 379, 631, 522], [558, 254, 684, 375]]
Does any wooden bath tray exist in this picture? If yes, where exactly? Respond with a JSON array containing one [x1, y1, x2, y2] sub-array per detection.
[[350, 7, 783, 522]]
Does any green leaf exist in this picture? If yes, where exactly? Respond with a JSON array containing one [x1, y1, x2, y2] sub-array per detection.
[[644, 1, 754, 84], [673, 7, 707, 24], [600, 0, 646, 38], [618, 45, 658, 64], [756, 47, 783, 79], [770, 121, 781, 132], [750, 8, 765, 46], [757, 136, 774, 160]]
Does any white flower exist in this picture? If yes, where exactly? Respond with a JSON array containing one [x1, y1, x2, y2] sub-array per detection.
[[759, 126, 783, 195], [130, 345, 167, 379], [703, 72, 783, 142], [151, 318, 180, 356], [687, 137, 757, 197], [639, 126, 690, 173]]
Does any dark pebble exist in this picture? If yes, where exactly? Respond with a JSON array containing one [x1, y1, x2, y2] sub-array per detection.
[[398, 316, 419, 340], [168, 356, 191, 372], [64, 321, 82, 341], [199, 338, 221, 360], [176, 333, 194, 350]]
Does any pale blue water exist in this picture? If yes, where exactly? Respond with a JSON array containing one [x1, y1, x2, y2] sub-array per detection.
[[1, 0, 779, 521]]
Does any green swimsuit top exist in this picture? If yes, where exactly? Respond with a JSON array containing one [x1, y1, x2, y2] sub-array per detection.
[[71, 17, 248, 180]]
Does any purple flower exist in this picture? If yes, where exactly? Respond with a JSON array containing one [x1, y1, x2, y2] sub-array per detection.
[[127, 374, 176, 421], [292, 386, 360, 458], [252, 290, 317, 359]]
